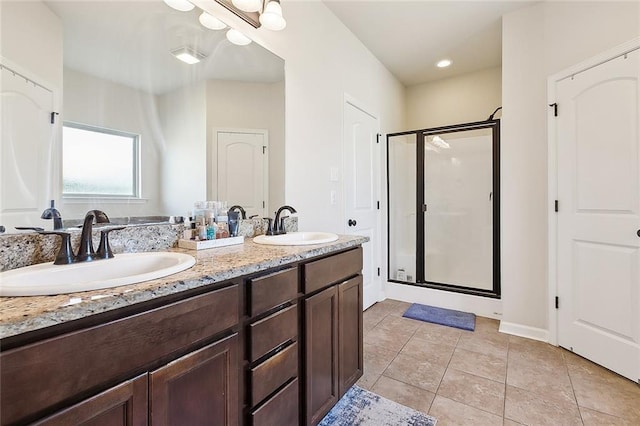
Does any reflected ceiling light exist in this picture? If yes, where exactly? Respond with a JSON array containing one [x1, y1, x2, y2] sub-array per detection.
[[232, 0, 262, 13], [199, 11, 227, 30], [171, 46, 205, 64], [163, 0, 195, 12], [436, 59, 452, 68], [226, 28, 252, 46], [431, 136, 450, 149], [260, 0, 286, 31]]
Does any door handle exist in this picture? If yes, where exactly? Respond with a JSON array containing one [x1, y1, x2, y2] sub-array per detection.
[[637, 229, 640, 238], [348, 219, 357, 227]]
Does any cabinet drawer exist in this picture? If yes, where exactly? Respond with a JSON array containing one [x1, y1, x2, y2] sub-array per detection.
[[249, 305, 297, 362], [303, 247, 363, 294], [251, 378, 299, 426], [248, 267, 298, 317], [250, 342, 298, 406], [1, 284, 239, 425]]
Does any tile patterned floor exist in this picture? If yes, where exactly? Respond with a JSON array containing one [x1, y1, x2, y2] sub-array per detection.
[[358, 299, 640, 425]]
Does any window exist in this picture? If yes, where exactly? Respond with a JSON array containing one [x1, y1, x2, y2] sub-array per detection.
[[62, 122, 140, 198]]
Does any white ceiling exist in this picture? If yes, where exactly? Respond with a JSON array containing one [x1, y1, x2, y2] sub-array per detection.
[[323, 1, 536, 86], [45, 1, 285, 95]]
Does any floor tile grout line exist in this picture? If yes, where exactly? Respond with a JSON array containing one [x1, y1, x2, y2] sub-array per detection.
[[562, 350, 586, 425]]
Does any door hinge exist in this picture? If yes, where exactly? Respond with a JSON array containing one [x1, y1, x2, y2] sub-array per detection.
[[377, 201, 380, 210], [422, 204, 428, 212], [262, 146, 266, 154], [549, 103, 558, 117], [376, 133, 381, 144], [554, 200, 559, 212], [555, 296, 559, 309], [50, 111, 59, 124], [262, 201, 265, 208], [377, 267, 380, 276]]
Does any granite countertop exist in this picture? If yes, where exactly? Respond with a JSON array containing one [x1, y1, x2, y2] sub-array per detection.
[[0, 235, 368, 340]]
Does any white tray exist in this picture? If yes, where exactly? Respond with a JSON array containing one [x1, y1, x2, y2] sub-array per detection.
[[178, 236, 244, 250]]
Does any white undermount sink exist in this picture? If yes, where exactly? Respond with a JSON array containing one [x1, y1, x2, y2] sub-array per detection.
[[0, 252, 196, 297], [253, 231, 339, 246]]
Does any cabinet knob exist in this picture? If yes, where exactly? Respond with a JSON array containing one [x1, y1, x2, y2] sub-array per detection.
[[348, 219, 357, 227]]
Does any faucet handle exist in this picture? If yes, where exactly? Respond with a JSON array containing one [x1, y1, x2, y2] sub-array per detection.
[[97, 227, 125, 259], [264, 218, 276, 236], [39, 231, 75, 265], [278, 216, 289, 235]]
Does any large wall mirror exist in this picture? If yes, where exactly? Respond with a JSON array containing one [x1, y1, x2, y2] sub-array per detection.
[[0, 0, 285, 233]]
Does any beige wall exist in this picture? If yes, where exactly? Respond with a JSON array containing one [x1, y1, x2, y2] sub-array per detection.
[[194, 0, 407, 233], [63, 69, 164, 218], [406, 67, 502, 129], [205, 79, 285, 214], [0, 1, 62, 88], [501, 1, 640, 332]]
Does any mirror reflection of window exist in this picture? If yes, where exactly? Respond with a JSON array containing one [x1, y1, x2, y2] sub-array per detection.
[[62, 123, 140, 198]]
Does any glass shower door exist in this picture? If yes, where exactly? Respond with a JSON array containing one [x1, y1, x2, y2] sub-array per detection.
[[423, 128, 494, 291]]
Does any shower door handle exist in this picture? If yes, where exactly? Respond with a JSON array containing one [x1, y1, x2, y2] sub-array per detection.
[[348, 219, 357, 227]]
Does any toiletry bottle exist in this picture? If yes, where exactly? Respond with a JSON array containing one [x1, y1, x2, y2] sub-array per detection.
[[207, 221, 217, 240], [183, 217, 192, 240], [198, 218, 208, 240], [190, 221, 197, 240]]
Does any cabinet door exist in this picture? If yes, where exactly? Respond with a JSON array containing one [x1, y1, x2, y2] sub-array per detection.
[[150, 334, 239, 426], [34, 374, 147, 426], [304, 286, 338, 426], [338, 275, 363, 397]]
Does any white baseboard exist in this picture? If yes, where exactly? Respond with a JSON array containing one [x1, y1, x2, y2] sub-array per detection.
[[384, 282, 503, 320], [498, 321, 549, 343]]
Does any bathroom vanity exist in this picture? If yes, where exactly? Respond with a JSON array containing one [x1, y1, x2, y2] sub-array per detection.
[[0, 236, 365, 426]]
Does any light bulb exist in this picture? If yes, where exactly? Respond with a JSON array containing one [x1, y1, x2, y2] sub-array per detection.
[[259, 0, 286, 31], [226, 28, 252, 46], [436, 59, 452, 68], [231, 0, 262, 13], [199, 11, 227, 30], [163, 0, 195, 12]]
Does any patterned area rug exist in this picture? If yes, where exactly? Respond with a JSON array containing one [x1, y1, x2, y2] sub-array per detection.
[[318, 385, 437, 426]]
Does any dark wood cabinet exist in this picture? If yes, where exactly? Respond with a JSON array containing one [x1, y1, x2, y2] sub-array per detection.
[[303, 248, 364, 426], [34, 374, 148, 426], [1, 245, 364, 426], [338, 276, 363, 397], [304, 286, 339, 426], [150, 334, 239, 426]]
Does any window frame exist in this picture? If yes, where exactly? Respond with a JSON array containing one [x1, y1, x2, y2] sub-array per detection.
[[61, 121, 141, 200]]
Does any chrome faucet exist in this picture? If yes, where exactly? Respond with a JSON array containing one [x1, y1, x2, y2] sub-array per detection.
[[269, 205, 297, 235]]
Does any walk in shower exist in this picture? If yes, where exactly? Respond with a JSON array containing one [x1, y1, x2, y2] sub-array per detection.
[[387, 120, 500, 297]]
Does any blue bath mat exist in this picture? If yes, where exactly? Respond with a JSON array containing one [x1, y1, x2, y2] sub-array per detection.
[[403, 303, 476, 331], [319, 385, 437, 426]]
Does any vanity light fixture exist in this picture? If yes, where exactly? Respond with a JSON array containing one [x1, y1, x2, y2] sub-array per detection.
[[232, 0, 263, 13], [163, 0, 195, 12], [171, 46, 206, 64], [260, 0, 286, 30], [436, 59, 452, 68], [199, 11, 227, 30], [226, 28, 252, 45]]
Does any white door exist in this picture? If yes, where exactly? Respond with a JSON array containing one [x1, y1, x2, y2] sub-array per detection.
[[556, 48, 640, 381], [216, 130, 268, 218], [344, 100, 381, 310], [0, 65, 55, 231]]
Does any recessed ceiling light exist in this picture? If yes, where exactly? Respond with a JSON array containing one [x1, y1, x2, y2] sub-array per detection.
[[436, 59, 452, 68], [171, 47, 205, 64]]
